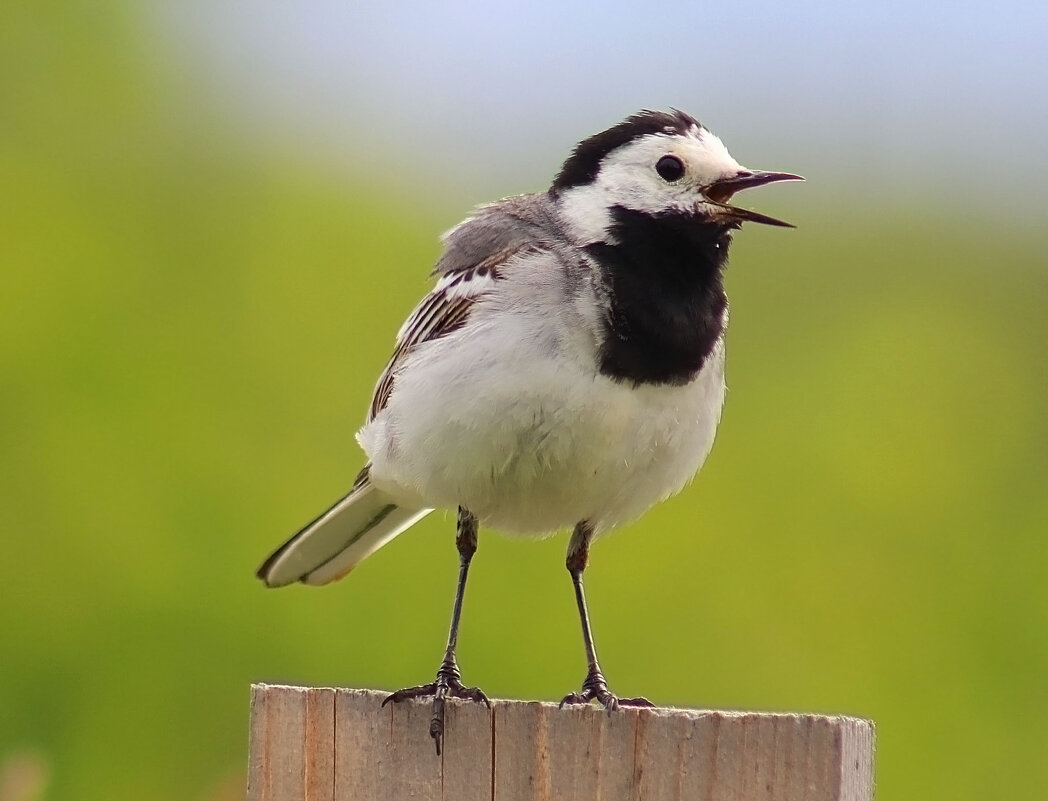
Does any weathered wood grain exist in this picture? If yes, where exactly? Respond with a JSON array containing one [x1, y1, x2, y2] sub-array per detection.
[[247, 684, 874, 801]]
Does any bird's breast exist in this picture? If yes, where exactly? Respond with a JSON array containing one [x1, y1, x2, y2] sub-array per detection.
[[361, 315, 727, 535]]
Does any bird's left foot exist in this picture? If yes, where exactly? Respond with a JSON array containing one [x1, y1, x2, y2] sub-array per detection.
[[381, 659, 489, 755], [559, 667, 654, 711]]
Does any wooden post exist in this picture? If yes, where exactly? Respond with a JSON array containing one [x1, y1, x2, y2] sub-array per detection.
[[247, 684, 874, 801]]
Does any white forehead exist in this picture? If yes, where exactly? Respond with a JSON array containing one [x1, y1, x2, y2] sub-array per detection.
[[556, 127, 745, 242]]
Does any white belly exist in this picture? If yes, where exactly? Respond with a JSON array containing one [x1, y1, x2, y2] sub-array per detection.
[[358, 313, 726, 536]]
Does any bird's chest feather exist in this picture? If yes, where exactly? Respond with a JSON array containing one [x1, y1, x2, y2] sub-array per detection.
[[365, 319, 727, 533], [471, 337, 727, 532]]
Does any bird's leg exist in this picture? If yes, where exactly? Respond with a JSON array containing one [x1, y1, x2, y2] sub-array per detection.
[[559, 521, 654, 711], [382, 507, 489, 755]]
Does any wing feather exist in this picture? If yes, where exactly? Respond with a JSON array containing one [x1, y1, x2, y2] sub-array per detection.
[[367, 242, 540, 420]]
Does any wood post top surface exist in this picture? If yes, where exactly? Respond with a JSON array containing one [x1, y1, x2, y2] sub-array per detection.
[[248, 683, 875, 801]]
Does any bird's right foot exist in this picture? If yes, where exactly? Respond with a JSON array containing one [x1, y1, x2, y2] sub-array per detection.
[[382, 659, 489, 755]]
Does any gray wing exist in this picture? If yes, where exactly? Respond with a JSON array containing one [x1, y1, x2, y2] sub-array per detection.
[[368, 199, 550, 420], [434, 195, 553, 276]]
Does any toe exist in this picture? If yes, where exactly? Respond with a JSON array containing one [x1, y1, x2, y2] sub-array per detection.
[[382, 683, 438, 706], [617, 696, 655, 708], [461, 686, 490, 706]]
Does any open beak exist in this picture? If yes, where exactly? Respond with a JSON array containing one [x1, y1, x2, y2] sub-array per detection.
[[701, 170, 804, 228]]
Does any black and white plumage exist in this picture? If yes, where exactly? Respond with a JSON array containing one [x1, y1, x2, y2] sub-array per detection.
[[257, 109, 801, 753]]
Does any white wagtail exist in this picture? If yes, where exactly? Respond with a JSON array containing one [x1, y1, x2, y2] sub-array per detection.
[[258, 109, 801, 753]]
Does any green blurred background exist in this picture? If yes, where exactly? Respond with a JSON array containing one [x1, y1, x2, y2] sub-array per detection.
[[2, 3, 1046, 800]]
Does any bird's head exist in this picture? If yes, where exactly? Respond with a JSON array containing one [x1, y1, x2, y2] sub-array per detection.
[[550, 109, 802, 242]]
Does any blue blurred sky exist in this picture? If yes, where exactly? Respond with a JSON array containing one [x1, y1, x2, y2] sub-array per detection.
[[151, 1, 1046, 214]]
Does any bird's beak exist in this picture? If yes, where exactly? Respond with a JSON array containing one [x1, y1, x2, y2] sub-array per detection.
[[701, 170, 804, 228]]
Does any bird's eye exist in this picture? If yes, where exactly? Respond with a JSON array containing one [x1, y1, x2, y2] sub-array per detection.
[[655, 155, 685, 182]]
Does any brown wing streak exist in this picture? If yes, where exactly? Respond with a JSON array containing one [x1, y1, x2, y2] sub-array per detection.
[[368, 291, 474, 420], [366, 245, 536, 421]]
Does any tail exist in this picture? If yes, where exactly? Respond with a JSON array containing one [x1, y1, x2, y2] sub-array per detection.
[[257, 467, 431, 587]]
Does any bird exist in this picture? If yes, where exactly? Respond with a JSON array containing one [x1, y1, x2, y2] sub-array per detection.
[[257, 109, 802, 754]]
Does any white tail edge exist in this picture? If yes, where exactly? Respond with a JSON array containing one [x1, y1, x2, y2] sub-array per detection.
[[257, 470, 431, 587]]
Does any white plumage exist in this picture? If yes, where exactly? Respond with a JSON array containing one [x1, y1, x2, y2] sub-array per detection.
[[257, 109, 797, 599], [261, 230, 726, 588]]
